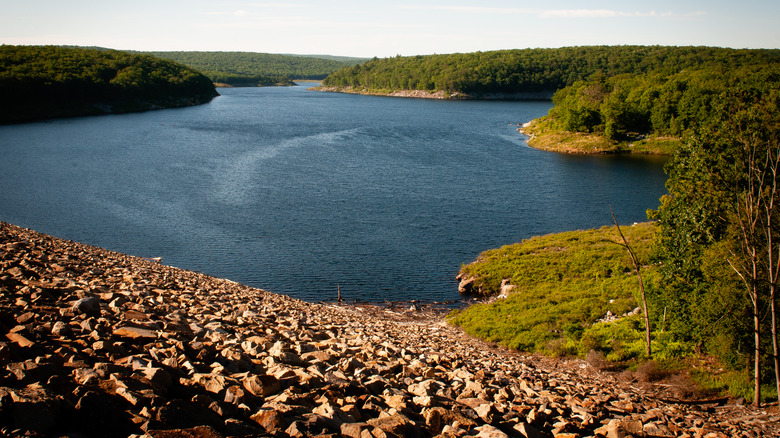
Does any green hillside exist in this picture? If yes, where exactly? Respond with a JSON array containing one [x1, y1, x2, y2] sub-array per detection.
[[0, 45, 218, 124], [144, 51, 368, 86], [322, 46, 780, 98]]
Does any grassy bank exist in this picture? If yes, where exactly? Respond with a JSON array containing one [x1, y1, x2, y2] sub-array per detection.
[[449, 222, 659, 357], [448, 222, 779, 402], [520, 117, 682, 155]]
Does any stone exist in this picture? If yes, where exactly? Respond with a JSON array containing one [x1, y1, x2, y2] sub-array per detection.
[[51, 321, 71, 337], [601, 419, 627, 438], [251, 408, 287, 432], [141, 367, 173, 388], [223, 385, 245, 404], [74, 390, 136, 436], [6, 383, 64, 435], [147, 426, 224, 438], [285, 420, 307, 438], [73, 296, 101, 316], [73, 367, 100, 385], [242, 374, 281, 397], [224, 418, 262, 436], [114, 325, 157, 339], [341, 422, 370, 438], [513, 422, 547, 438], [367, 414, 419, 437], [0, 222, 775, 438], [474, 424, 510, 438], [5, 332, 34, 348], [155, 399, 224, 430]]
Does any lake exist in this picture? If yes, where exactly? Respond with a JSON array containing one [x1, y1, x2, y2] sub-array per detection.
[[0, 85, 668, 303]]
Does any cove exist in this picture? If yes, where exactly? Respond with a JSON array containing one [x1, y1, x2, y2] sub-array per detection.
[[0, 85, 668, 302]]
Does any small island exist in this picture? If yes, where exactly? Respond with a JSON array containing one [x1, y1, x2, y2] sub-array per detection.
[[0, 46, 219, 124]]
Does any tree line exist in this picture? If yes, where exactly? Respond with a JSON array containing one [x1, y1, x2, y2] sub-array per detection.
[[322, 46, 780, 96], [143, 51, 368, 86], [0, 45, 218, 123]]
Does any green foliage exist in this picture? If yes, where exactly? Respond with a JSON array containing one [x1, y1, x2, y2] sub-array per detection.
[[651, 69, 780, 392], [0, 45, 218, 123], [324, 46, 780, 97], [579, 316, 648, 361], [144, 51, 368, 86], [449, 223, 659, 358], [690, 368, 778, 404], [532, 62, 779, 153]]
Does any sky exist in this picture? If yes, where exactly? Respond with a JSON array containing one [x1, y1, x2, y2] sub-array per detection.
[[1, 0, 778, 58]]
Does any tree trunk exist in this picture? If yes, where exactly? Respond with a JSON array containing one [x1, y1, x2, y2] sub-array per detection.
[[610, 207, 651, 357], [755, 293, 762, 407], [772, 290, 780, 405]]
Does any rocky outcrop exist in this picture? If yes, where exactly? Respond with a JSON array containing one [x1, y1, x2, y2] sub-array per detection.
[[1, 221, 778, 437], [312, 86, 470, 100]]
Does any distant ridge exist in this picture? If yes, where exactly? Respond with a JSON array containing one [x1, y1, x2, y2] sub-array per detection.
[[141, 51, 368, 86], [321, 45, 780, 98]]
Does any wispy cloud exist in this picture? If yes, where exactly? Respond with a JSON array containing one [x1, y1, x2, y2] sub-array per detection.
[[399, 5, 536, 14], [399, 5, 704, 20], [539, 9, 676, 18]]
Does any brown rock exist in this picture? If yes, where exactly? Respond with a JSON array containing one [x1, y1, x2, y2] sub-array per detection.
[[5, 332, 34, 348], [285, 420, 307, 438], [251, 408, 287, 432], [223, 385, 245, 405], [367, 413, 420, 437], [242, 374, 281, 397], [5, 383, 64, 435], [155, 399, 224, 430], [147, 425, 224, 438], [114, 325, 157, 340], [16, 312, 35, 324], [474, 424, 509, 438], [513, 422, 547, 438], [224, 418, 262, 436], [51, 321, 71, 337], [141, 366, 173, 388], [341, 422, 371, 438]]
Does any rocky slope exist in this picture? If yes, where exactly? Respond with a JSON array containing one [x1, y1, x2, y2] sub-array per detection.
[[0, 221, 778, 437]]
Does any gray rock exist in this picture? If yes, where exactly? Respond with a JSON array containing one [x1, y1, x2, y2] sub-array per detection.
[[73, 296, 101, 316]]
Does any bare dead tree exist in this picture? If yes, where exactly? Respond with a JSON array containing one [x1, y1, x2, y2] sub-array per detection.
[[761, 145, 780, 405], [610, 206, 651, 357], [727, 137, 767, 408]]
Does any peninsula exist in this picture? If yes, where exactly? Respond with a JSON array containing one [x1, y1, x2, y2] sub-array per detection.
[[0, 46, 218, 124]]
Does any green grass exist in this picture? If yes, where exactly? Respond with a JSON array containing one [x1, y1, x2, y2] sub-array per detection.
[[448, 221, 780, 403], [449, 222, 659, 357]]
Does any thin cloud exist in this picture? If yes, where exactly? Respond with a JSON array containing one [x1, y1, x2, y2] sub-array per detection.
[[398, 5, 703, 20], [539, 9, 700, 18], [399, 5, 537, 14]]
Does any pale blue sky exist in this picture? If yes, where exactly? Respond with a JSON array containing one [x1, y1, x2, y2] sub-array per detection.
[[1, 0, 777, 57]]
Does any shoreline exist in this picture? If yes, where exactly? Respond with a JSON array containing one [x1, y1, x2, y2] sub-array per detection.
[[518, 118, 679, 156], [310, 86, 555, 101], [310, 85, 470, 100], [3, 221, 777, 436]]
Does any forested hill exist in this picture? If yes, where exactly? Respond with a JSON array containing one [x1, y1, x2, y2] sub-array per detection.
[[321, 46, 780, 98], [144, 51, 368, 86], [0, 45, 218, 124]]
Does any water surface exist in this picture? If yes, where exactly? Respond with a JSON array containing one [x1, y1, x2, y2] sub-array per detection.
[[0, 86, 668, 302]]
